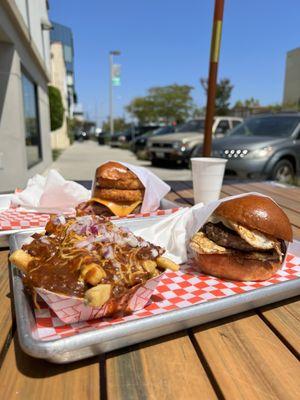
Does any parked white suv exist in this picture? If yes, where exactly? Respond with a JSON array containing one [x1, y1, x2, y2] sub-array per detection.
[[147, 117, 243, 165]]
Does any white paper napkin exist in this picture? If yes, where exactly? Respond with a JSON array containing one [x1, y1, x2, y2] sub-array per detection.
[[100, 161, 171, 212], [134, 192, 273, 264], [11, 169, 90, 213]]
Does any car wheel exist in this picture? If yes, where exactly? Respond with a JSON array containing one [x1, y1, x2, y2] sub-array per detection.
[[271, 159, 294, 183]]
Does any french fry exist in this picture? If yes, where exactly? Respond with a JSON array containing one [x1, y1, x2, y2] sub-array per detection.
[[142, 260, 157, 274], [156, 256, 180, 271], [9, 250, 33, 273], [80, 263, 106, 285], [84, 284, 111, 307]]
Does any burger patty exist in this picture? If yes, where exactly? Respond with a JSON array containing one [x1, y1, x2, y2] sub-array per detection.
[[93, 188, 144, 202], [76, 201, 113, 217], [76, 200, 142, 217], [203, 222, 258, 252], [96, 178, 144, 190]]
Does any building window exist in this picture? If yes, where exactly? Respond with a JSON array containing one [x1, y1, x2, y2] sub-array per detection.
[[64, 45, 73, 63], [21, 70, 42, 168]]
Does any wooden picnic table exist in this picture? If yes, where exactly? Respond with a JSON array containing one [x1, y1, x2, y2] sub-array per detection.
[[0, 181, 299, 399]]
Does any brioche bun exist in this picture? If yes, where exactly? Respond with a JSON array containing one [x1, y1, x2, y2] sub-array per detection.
[[215, 194, 292, 242], [94, 162, 144, 190], [193, 253, 281, 281]]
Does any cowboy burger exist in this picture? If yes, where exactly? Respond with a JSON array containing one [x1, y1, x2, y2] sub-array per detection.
[[77, 162, 145, 217], [190, 195, 292, 281]]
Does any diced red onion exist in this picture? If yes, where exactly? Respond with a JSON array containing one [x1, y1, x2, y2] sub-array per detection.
[[75, 240, 90, 249], [103, 246, 114, 259], [151, 249, 158, 258], [124, 235, 139, 247], [89, 224, 99, 235]]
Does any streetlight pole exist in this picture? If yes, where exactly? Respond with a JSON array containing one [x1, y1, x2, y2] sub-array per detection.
[[109, 50, 121, 137]]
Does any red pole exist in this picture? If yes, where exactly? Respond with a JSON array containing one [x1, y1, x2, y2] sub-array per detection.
[[202, 0, 225, 157]]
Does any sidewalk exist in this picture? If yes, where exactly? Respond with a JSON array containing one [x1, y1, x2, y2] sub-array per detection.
[[48, 140, 191, 181]]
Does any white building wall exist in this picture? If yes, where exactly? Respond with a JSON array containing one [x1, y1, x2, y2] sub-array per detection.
[[14, 0, 29, 27], [0, 0, 52, 192]]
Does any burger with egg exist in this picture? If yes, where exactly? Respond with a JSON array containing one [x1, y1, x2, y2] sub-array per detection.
[[190, 195, 292, 281], [76, 162, 145, 217]]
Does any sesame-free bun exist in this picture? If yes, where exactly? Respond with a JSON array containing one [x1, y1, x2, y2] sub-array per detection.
[[215, 194, 292, 242], [193, 253, 281, 281], [94, 162, 144, 190]]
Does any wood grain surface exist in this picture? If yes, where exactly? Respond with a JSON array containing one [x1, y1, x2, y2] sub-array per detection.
[[0, 250, 12, 354], [0, 337, 100, 400], [259, 297, 300, 357], [193, 312, 300, 400], [106, 333, 217, 400]]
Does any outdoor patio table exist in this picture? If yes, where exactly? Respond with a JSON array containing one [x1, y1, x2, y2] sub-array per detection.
[[0, 181, 299, 399]]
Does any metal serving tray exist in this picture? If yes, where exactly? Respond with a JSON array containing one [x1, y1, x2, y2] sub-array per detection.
[[9, 223, 300, 364], [0, 195, 179, 247]]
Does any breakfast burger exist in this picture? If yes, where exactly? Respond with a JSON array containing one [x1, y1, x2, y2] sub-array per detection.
[[190, 195, 292, 281], [76, 162, 145, 217]]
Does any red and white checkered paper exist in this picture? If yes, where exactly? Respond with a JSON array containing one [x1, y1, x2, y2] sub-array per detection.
[[36, 272, 163, 324], [0, 207, 181, 232], [33, 253, 300, 341]]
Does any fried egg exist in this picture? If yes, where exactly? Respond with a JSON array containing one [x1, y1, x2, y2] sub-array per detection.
[[229, 222, 275, 250]]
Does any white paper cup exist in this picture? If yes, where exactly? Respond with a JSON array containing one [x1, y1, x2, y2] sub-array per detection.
[[191, 157, 228, 204]]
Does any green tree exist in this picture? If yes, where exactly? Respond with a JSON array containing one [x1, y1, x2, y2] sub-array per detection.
[[48, 85, 64, 131], [233, 100, 244, 108], [126, 97, 156, 125], [234, 98, 260, 108], [126, 84, 195, 124], [200, 78, 233, 115], [102, 117, 130, 133]]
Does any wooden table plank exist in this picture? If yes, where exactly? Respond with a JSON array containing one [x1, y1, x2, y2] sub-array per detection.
[[232, 182, 300, 213], [0, 336, 100, 400], [259, 297, 300, 357], [166, 183, 194, 205], [0, 250, 13, 356], [193, 312, 300, 400], [165, 191, 193, 206], [106, 333, 217, 400]]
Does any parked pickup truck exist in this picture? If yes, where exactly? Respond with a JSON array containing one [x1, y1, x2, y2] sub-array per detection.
[[147, 117, 243, 165]]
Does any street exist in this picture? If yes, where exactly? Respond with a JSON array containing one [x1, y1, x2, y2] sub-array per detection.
[[49, 140, 192, 181]]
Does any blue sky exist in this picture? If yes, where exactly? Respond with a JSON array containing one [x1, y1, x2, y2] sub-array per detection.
[[50, 0, 300, 125]]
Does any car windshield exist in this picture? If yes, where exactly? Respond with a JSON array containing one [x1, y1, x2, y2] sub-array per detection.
[[176, 119, 205, 133], [228, 116, 300, 138], [153, 126, 173, 135]]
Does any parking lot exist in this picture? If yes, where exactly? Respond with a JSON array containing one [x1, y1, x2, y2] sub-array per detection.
[[49, 140, 192, 181]]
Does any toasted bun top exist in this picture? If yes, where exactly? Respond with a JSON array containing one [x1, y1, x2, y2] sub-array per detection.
[[214, 194, 292, 242], [96, 162, 138, 182]]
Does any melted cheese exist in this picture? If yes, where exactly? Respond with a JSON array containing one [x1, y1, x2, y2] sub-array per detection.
[[89, 198, 142, 217]]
